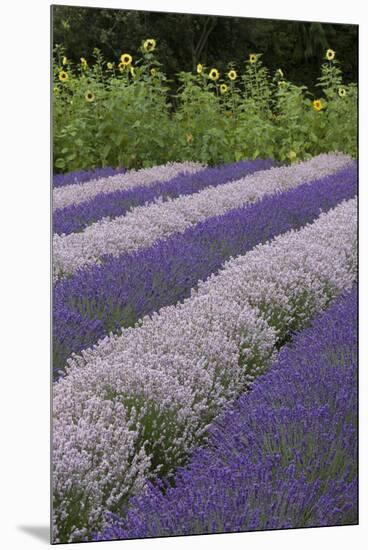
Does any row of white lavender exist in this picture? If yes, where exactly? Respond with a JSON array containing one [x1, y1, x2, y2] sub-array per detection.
[[53, 161, 204, 211], [53, 153, 353, 279], [53, 197, 357, 542]]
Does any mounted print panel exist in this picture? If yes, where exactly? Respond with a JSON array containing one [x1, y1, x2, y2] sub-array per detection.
[[51, 4, 358, 544]]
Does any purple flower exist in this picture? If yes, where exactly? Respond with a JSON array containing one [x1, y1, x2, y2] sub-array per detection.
[[53, 163, 357, 376], [96, 287, 357, 541], [52, 198, 356, 542], [53, 166, 126, 188], [53, 160, 276, 235], [53, 153, 353, 278], [53, 161, 204, 210]]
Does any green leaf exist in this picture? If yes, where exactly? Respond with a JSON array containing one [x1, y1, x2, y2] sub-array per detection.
[[55, 158, 66, 169]]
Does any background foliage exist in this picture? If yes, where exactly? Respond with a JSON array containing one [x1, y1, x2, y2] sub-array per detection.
[[52, 6, 358, 91], [52, 7, 357, 172]]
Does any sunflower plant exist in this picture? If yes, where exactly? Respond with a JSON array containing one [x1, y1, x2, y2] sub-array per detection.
[[270, 81, 310, 161], [316, 48, 343, 99], [53, 46, 109, 170], [321, 83, 357, 157], [52, 42, 357, 172], [53, 41, 176, 170], [242, 53, 271, 111], [173, 71, 230, 163]]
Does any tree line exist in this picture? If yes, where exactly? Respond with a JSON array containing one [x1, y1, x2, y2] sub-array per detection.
[[52, 6, 358, 92]]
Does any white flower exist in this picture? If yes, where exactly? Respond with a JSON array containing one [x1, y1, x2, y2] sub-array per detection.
[[53, 196, 357, 539], [53, 153, 353, 279], [53, 162, 204, 211]]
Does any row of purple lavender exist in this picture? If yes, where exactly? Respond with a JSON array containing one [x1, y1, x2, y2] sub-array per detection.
[[52, 156, 357, 543], [52, 153, 351, 278], [53, 166, 126, 188], [53, 162, 357, 376], [53, 160, 275, 235], [53, 161, 204, 210], [97, 287, 357, 540]]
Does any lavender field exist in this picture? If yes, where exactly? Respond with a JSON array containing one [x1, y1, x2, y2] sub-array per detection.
[[52, 155, 358, 543]]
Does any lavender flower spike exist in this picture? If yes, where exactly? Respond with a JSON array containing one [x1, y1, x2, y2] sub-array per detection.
[[98, 287, 357, 540], [53, 162, 357, 376], [53, 166, 126, 188], [53, 161, 205, 211], [53, 152, 353, 279], [53, 198, 357, 542], [53, 159, 275, 235]]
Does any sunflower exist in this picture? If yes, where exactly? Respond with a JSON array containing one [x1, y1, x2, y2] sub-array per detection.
[[58, 70, 68, 82], [118, 62, 125, 72], [62, 56, 68, 65], [107, 62, 114, 70], [209, 68, 220, 81], [288, 150, 297, 160], [150, 68, 157, 77], [326, 49, 335, 61], [228, 70, 237, 81], [143, 39, 156, 52], [120, 53, 132, 66], [313, 99, 323, 111], [53, 86, 59, 94], [249, 54, 257, 64], [338, 87, 347, 97], [80, 57, 88, 69], [197, 63, 203, 74], [130, 66, 136, 77], [85, 90, 95, 103], [220, 83, 228, 94]]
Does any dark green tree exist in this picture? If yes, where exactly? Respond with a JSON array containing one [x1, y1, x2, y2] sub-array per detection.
[[52, 6, 357, 91]]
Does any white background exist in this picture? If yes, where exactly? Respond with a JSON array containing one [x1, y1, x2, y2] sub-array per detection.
[[1, 0, 367, 548]]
